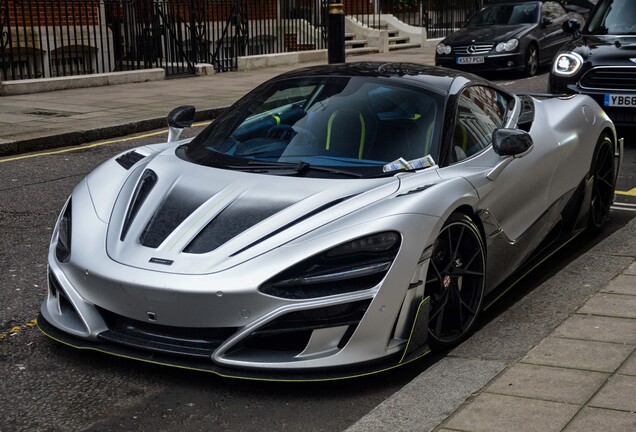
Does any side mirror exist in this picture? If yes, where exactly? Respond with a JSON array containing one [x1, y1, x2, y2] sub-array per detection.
[[167, 105, 196, 142], [562, 19, 581, 39], [541, 17, 553, 27], [492, 128, 533, 157]]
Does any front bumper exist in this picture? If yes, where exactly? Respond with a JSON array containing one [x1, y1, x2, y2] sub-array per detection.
[[435, 52, 525, 73]]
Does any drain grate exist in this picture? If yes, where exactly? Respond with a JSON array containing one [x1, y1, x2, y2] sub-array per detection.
[[25, 110, 73, 118]]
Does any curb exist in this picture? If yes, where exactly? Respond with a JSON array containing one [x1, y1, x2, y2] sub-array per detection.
[[0, 107, 226, 157]]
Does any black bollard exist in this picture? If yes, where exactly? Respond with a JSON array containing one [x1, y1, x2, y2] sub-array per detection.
[[328, 1, 345, 64]]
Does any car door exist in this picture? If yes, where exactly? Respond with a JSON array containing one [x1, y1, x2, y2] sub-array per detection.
[[441, 85, 560, 270], [539, 1, 571, 61]]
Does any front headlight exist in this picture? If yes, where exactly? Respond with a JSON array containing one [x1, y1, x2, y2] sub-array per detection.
[[55, 198, 72, 263], [495, 38, 519, 52], [260, 232, 401, 299], [553, 52, 584, 77], [436, 43, 452, 55]]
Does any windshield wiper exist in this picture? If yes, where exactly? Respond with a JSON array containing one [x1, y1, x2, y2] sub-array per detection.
[[220, 160, 363, 178]]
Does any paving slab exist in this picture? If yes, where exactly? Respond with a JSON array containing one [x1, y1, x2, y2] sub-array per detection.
[[618, 351, 636, 376], [589, 374, 636, 412], [443, 393, 579, 432], [484, 363, 608, 405], [624, 261, 636, 275], [554, 314, 636, 345], [578, 293, 636, 319], [521, 336, 634, 373], [564, 407, 636, 431], [600, 274, 636, 295]]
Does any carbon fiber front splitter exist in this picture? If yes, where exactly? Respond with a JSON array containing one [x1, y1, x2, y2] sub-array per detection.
[[37, 298, 431, 382]]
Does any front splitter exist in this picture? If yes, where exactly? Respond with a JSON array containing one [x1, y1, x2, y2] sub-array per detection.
[[37, 311, 431, 382]]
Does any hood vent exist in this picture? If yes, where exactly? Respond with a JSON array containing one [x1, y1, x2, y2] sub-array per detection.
[[116, 151, 145, 170], [184, 198, 293, 254], [229, 195, 357, 257], [139, 186, 210, 248], [120, 169, 157, 241]]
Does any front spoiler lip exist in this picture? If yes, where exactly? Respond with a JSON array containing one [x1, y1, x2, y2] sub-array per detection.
[[37, 297, 432, 382]]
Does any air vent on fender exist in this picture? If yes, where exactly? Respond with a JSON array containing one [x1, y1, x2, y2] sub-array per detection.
[[120, 169, 157, 241], [116, 151, 145, 170]]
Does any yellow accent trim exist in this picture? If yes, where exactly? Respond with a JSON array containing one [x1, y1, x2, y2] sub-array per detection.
[[272, 115, 281, 125], [399, 296, 430, 364], [38, 320, 431, 382], [616, 187, 636, 197], [0, 120, 213, 164], [325, 110, 366, 159]]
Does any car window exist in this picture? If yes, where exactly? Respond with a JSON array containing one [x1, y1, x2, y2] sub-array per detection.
[[467, 3, 539, 26], [452, 86, 509, 162], [543, 1, 567, 19], [587, 0, 636, 35]]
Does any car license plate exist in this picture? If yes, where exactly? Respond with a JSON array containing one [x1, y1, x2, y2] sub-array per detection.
[[604, 94, 636, 107], [457, 56, 484, 65]]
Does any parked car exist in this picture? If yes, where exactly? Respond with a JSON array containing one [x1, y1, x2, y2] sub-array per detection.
[[39, 62, 621, 380], [549, 0, 636, 126], [435, 1, 583, 77]]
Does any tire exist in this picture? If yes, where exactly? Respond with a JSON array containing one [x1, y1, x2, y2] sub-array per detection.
[[588, 134, 616, 231], [524, 44, 539, 77], [425, 213, 486, 349]]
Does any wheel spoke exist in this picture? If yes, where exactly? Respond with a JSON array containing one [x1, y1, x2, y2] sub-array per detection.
[[455, 269, 484, 277]]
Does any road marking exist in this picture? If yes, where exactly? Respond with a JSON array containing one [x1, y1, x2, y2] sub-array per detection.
[[616, 187, 636, 197], [0, 120, 213, 164], [0, 319, 38, 341]]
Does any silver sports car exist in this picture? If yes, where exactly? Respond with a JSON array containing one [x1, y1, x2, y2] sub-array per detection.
[[39, 62, 622, 380]]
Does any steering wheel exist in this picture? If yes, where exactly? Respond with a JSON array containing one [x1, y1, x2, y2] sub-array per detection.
[[266, 124, 316, 147], [266, 124, 296, 141]]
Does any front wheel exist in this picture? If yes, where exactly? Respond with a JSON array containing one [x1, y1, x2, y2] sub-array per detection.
[[588, 134, 616, 231], [524, 44, 538, 77], [425, 213, 486, 349]]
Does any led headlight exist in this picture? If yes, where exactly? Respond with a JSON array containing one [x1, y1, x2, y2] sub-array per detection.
[[436, 43, 452, 55], [495, 39, 519, 52], [55, 198, 72, 263], [260, 232, 401, 299], [553, 52, 584, 77]]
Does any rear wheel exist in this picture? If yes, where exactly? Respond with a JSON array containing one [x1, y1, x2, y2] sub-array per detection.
[[588, 134, 616, 230], [425, 213, 486, 349]]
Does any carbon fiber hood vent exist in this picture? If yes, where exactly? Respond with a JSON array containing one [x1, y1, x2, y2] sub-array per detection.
[[120, 169, 157, 241]]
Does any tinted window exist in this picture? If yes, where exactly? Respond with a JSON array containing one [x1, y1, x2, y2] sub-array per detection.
[[467, 3, 539, 26], [587, 0, 636, 35], [452, 86, 509, 162]]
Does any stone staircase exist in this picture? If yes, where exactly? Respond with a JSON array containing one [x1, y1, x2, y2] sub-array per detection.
[[345, 33, 381, 56], [344, 16, 423, 56]]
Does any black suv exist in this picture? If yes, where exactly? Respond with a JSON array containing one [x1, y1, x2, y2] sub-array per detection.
[[549, 0, 636, 126]]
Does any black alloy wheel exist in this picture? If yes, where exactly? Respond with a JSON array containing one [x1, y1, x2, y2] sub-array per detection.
[[524, 44, 538, 77], [588, 134, 615, 230], [425, 213, 486, 348]]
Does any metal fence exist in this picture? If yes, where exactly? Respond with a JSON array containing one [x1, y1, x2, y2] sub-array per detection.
[[1, 0, 486, 81], [346, 0, 483, 39]]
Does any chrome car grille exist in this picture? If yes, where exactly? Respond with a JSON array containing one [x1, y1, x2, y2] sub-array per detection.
[[580, 67, 636, 91], [453, 44, 494, 55]]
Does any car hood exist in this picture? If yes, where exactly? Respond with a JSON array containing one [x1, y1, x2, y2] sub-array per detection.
[[443, 24, 534, 45], [567, 35, 636, 65], [99, 149, 401, 274]]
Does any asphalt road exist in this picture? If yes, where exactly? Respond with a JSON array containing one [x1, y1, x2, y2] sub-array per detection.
[[0, 70, 634, 432]]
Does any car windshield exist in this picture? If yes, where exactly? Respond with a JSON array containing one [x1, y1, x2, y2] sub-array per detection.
[[182, 76, 444, 178], [466, 3, 539, 27], [586, 0, 636, 35]]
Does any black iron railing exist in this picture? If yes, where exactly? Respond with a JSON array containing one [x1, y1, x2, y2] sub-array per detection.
[[0, 0, 487, 81]]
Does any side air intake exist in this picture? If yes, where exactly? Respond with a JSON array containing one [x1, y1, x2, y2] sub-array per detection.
[[116, 151, 145, 170]]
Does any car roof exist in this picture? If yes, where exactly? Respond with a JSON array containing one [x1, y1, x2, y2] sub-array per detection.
[[269, 62, 480, 95]]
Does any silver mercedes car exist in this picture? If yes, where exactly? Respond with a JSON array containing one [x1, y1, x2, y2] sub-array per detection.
[[39, 62, 622, 380]]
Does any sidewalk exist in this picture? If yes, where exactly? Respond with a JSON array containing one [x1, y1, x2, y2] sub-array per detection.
[[0, 46, 436, 157], [1, 45, 635, 431]]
